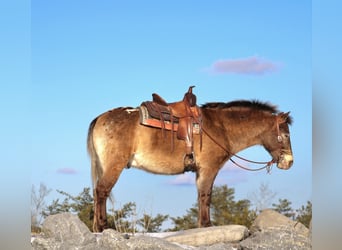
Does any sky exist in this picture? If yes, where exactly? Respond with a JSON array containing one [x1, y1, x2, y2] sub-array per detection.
[[28, 1, 311, 228]]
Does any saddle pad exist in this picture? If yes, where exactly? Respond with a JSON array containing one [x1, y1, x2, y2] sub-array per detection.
[[141, 101, 176, 121], [139, 105, 201, 134]]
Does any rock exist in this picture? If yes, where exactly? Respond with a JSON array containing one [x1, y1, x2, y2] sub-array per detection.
[[164, 225, 249, 247], [126, 236, 185, 250], [97, 230, 184, 250], [96, 229, 128, 249], [239, 229, 311, 250], [250, 209, 310, 237], [31, 213, 97, 250], [240, 209, 311, 250], [31, 212, 311, 249], [32, 213, 185, 250], [197, 242, 242, 250]]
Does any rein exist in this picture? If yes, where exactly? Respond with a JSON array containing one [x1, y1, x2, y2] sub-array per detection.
[[201, 126, 274, 173], [188, 106, 279, 173]]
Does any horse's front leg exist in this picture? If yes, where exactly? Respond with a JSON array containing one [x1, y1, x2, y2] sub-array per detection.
[[198, 190, 212, 227], [196, 167, 218, 227]]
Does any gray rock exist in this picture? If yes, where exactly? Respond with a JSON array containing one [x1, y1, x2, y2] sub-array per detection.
[[240, 210, 311, 250], [96, 229, 128, 249], [97, 230, 184, 250], [31, 212, 311, 249], [240, 229, 311, 250], [250, 209, 310, 237], [165, 225, 249, 247], [197, 242, 242, 250], [126, 236, 185, 250], [31, 213, 97, 250]]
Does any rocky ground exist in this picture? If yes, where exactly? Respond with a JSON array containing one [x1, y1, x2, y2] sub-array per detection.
[[31, 209, 311, 249]]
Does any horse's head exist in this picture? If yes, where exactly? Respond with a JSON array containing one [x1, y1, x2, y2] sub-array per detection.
[[265, 112, 293, 170]]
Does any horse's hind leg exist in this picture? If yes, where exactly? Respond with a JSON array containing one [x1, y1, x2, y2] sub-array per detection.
[[93, 164, 124, 232]]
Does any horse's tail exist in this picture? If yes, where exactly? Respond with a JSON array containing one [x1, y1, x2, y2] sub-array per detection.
[[87, 117, 103, 191]]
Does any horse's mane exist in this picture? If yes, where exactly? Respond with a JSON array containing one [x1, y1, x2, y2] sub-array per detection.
[[201, 100, 277, 112], [201, 100, 293, 124]]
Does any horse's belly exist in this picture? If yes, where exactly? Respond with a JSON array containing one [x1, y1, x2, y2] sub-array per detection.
[[128, 152, 186, 175]]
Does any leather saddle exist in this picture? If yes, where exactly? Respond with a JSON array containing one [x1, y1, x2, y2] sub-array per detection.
[[139, 86, 202, 171]]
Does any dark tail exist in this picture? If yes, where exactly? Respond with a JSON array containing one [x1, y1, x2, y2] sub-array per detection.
[[87, 117, 103, 190]]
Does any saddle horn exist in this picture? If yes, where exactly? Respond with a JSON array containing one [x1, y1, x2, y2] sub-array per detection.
[[185, 85, 197, 107]]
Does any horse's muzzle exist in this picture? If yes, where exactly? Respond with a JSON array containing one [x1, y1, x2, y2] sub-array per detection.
[[276, 153, 293, 170]]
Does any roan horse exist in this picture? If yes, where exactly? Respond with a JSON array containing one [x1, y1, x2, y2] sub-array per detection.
[[87, 98, 293, 232]]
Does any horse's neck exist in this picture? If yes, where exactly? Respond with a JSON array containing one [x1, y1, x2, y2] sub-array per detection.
[[216, 110, 274, 154]]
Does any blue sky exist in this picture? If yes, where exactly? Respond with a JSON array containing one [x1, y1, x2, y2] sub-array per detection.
[[29, 1, 311, 225]]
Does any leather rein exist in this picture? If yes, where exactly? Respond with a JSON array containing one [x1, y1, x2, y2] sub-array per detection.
[[196, 114, 284, 174], [201, 127, 274, 173]]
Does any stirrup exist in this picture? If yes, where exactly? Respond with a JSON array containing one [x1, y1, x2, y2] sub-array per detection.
[[183, 152, 196, 172]]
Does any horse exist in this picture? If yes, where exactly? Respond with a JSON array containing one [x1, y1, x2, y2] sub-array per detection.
[[87, 99, 293, 232]]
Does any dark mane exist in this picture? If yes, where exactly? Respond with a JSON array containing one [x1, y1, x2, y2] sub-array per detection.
[[201, 100, 279, 113], [201, 100, 293, 124]]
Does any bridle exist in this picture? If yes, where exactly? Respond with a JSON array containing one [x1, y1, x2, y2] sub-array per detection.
[[200, 115, 284, 174]]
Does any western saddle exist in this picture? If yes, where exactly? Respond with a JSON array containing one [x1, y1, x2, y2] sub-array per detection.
[[140, 86, 202, 171]]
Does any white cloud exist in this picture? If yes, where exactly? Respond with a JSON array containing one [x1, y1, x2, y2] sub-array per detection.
[[167, 173, 195, 186]]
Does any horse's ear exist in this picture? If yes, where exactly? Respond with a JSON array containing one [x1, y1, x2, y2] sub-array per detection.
[[278, 112, 291, 123]]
